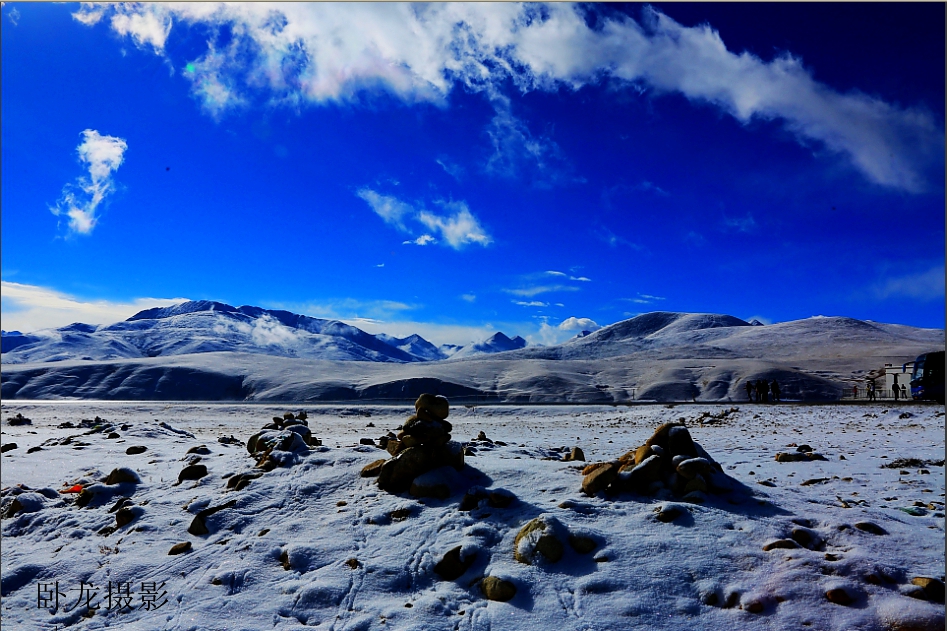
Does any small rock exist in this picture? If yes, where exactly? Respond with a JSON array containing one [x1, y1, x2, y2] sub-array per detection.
[[178, 464, 208, 483], [655, 504, 684, 523], [790, 528, 818, 549], [125, 446, 147, 455], [568, 535, 598, 554], [796, 444, 813, 453], [581, 461, 619, 495], [763, 539, 800, 551], [115, 507, 137, 528], [481, 576, 516, 602], [801, 478, 829, 486], [1, 443, 18, 453], [487, 489, 515, 509], [681, 490, 706, 504], [360, 459, 387, 478], [345, 558, 359, 569], [745, 600, 764, 614], [563, 447, 585, 462], [825, 587, 853, 606], [854, 521, 887, 535], [27, 446, 43, 454], [168, 541, 192, 555], [187, 445, 212, 455], [390, 507, 411, 521], [433, 545, 476, 580], [106, 432, 121, 439], [360, 438, 376, 446], [514, 516, 564, 564], [279, 549, 291, 570], [415, 393, 450, 420], [104, 467, 141, 485], [6, 413, 32, 426]]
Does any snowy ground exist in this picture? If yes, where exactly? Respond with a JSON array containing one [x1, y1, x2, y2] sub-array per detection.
[[1, 401, 944, 631]]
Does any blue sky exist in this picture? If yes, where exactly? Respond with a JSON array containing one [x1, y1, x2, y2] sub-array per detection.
[[2, 2, 944, 345]]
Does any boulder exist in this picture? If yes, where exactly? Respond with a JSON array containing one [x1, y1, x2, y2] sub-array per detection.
[[360, 459, 387, 478], [1, 443, 19, 453], [433, 545, 476, 580], [563, 447, 585, 462], [415, 393, 450, 420], [667, 425, 698, 458], [430, 441, 464, 471], [125, 446, 147, 455], [825, 587, 853, 606], [568, 534, 598, 554], [104, 467, 141, 485], [911, 577, 945, 604], [676, 457, 715, 480], [168, 541, 191, 555], [178, 464, 208, 483], [402, 415, 450, 442], [514, 516, 565, 565], [582, 461, 619, 495], [410, 468, 452, 500], [378, 447, 431, 494], [481, 576, 516, 602]]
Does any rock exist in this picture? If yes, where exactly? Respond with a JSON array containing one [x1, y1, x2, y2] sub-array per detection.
[[76, 488, 95, 508], [168, 541, 191, 555], [430, 441, 464, 471], [360, 459, 387, 478], [684, 475, 707, 494], [481, 576, 516, 602], [911, 577, 945, 603], [296, 411, 307, 421], [1, 443, 18, 453], [514, 516, 564, 565], [6, 413, 31, 426], [655, 503, 685, 523], [106, 432, 121, 439], [568, 535, 598, 554], [763, 539, 800, 551], [433, 545, 476, 580], [644, 422, 679, 453], [582, 462, 608, 475], [115, 507, 137, 528], [676, 457, 715, 480], [563, 447, 585, 462], [187, 445, 212, 455], [27, 446, 43, 453], [226, 472, 262, 491], [854, 521, 887, 535], [345, 558, 359, 569], [487, 489, 516, 509], [825, 587, 853, 606], [104, 467, 141, 485], [125, 446, 147, 455], [279, 549, 291, 570], [796, 444, 813, 453], [410, 468, 452, 500], [745, 600, 764, 614], [390, 508, 411, 521], [582, 461, 619, 495], [682, 491, 706, 504], [386, 438, 405, 456], [667, 425, 698, 458], [775, 452, 805, 462], [790, 528, 819, 549], [402, 415, 450, 442], [178, 464, 208, 483], [359, 438, 377, 446], [378, 447, 432, 494], [188, 500, 237, 536], [415, 393, 449, 420], [282, 412, 295, 420]]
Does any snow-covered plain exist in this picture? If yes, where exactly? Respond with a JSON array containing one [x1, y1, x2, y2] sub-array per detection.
[[1, 401, 944, 631]]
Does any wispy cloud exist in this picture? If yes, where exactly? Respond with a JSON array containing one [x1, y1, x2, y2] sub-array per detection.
[[460, 293, 477, 303], [483, 97, 574, 186], [513, 300, 548, 307], [436, 157, 465, 181], [595, 226, 645, 251], [6, 6, 20, 26], [545, 270, 591, 282], [0, 281, 187, 332], [684, 231, 707, 247], [72, 3, 943, 191], [269, 298, 418, 323], [49, 130, 128, 236], [870, 264, 945, 301], [358, 190, 491, 250], [722, 213, 757, 233], [504, 285, 580, 298], [621, 293, 666, 305]]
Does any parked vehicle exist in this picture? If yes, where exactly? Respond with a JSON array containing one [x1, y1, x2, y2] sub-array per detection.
[[911, 351, 944, 404]]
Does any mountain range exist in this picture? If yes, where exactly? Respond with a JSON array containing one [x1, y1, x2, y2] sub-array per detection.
[[1, 301, 942, 402]]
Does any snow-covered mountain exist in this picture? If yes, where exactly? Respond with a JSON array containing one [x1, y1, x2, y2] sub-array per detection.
[[448, 332, 527, 359], [0, 301, 522, 365]]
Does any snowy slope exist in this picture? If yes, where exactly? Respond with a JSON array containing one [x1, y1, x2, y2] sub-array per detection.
[[1, 401, 943, 631], [450, 333, 528, 359]]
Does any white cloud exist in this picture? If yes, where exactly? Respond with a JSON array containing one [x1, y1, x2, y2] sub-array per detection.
[[513, 300, 548, 307], [340, 318, 499, 348], [7, 7, 20, 26], [0, 281, 188, 333], [357, 188, 414, 232], [72, 2, 942, 191], [436, 157, 465, 181], [50, 130, 128, 236], [359, 190, 491, 250], [484, 97, 571, 185], [417, 201, 492, 249], [276, 298, 417, 322], [621, 293, 666, 305], [722, 213, 757, 233], [504, 285, 580, 298], [460, 294, 477, 303], [558, 316, 600, 331], [870, 264, 945, 301], [545, 270, 591, 282], [403, 234, 436, 246]]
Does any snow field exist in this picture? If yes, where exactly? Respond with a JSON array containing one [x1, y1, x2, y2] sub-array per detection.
[[1, 402, 944, 631]]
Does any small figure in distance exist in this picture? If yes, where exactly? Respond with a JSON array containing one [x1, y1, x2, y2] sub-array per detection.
[[771, 380, 780, 403], [867, 380, 876, 402], [900, 384, 908, 400], [745, 380, 755, 402], [892, 374, 900, 401], [853, 384, 858, 399], [758, 379, 770, 404]]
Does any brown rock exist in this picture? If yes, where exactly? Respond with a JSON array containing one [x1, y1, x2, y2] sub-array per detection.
[[514, 517, 564, 564], [911, 577, 945, 604], [790, 528, 818, 549], [402, 415, 450, 442], [667, 425, 698, 458], [104, 467, 141, 485], [655, 504, 685, 522], [279, 549, 291, 570], [125, 446, 147, 455], [676, 457, 715, 480], [763, 539, 800, 551], [563, 447, 585, 462], [115, 507, 137, 528], [345, 558, 359, 569], [487, 489, 515, 508], [825, 587, 853, 606], [178, 464, 208, 483], [430, 441, 464, 471], [582, 462, 608, 475], [634, 444, 651, 466], [582, 461, 619, 495], [410, 471, 451, 500], [360, 459, 387, 478], [481, 577, 516, 601], [377, 446, 431, 493], [1, 443, 18, 453], [854, 521, 887, 535], [433, 545, 476, 580], [168, 541, 191, 555], [683, 475, 707, 494], [386, 438, 405, 456], [188, 500, 237, 536], [644, 422, 680, 452], [745, 600, 764, 614], [415, 393, 450, 420]]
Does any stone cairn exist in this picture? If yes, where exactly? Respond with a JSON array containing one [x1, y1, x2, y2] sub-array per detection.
[[580, 421, 734, 502], [246, 411, 319, 471], [360, 393, 464, 496]]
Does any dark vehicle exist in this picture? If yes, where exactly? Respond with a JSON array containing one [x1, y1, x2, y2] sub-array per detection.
[[911, 351, 944, 404]]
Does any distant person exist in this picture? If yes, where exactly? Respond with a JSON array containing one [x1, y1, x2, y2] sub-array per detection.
[[853, 385, 858, 399], [771, 380, 780, 403], [901, 384, 908, 400], [745, 380, 755, 402], [867, 381, 876, 401], [759, 379, 770, 404], [892, 379, 900, 401]]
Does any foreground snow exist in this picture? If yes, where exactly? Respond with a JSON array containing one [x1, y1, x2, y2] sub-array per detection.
[[1, 401, 944, 631]]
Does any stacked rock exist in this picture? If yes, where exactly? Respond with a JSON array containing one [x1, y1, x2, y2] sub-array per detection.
[[246, 411, 319, 471], [361, 394, 465, 496], [581, 421, 734, 502]]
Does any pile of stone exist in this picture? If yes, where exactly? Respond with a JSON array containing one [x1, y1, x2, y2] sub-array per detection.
[[581, 421, 734, 502], [774, 444, 828, 462], [360, 394, 464, 496], [246, 411, 319, 471]]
